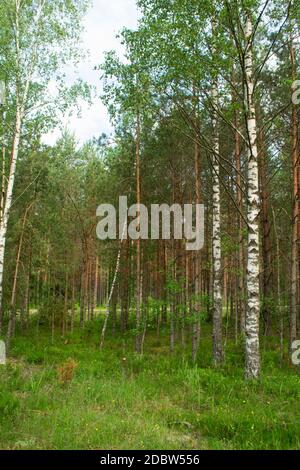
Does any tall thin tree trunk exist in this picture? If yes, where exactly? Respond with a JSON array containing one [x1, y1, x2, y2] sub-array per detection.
[[111, 287, 117, 336], [71, 274, 75, 333], [0, 142, 5, 226], [100, 220, 127, 349], [272, 208, 284, 363], [62, 269, 68, 336], [212, 52, 223, 365], [21, 245, 31, 331], [80, 258, 87, 328], [290, 38, 299, 350], [93, 255, 99, 318], [135, 108, 143, 353], [234, 101, 246, 333], [192, 87, 201, 363], [0, 0, 35, 323], [0, 143, 5, 334], [6, 202, 32, 350], [121, 240, 129, 333], [0, 109, 22, 331], [258, 113, 272, 335]]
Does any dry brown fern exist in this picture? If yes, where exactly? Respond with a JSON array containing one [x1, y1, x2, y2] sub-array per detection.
[[57, 358, 77, 387]]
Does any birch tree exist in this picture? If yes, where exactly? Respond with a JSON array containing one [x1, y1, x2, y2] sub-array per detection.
[[243, 13, 261, 379], [0, 0, 90, 331], [211, 16, 223, 365]]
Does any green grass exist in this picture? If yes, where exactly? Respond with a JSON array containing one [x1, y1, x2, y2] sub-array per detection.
[[0, 320, 300, 450]]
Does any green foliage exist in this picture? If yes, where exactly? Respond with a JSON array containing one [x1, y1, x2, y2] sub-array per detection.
[[0, 390, 20, 416], [0, 323, 299, 450]]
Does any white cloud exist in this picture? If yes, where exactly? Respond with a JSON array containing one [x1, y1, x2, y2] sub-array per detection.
[[43, 0, 139, 146]]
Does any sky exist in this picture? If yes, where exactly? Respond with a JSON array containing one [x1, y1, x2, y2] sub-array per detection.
[[43, 0, 139, 146]]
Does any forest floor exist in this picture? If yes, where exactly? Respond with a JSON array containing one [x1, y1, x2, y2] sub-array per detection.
[[0, 319, 300, 450]]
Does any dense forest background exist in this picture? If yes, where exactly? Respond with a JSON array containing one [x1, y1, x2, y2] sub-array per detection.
[[0, 0, 300, 450]]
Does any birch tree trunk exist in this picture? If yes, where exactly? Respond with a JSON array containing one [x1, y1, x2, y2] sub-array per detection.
[[244, 14, 260, 379], [212, 71, 223, 365], [0, 107, 22, 329], [100, 220, 127, 349], [0, 139, 5, 225]]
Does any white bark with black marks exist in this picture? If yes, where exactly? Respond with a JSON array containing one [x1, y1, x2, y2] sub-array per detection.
[[244, 15, 260, 379]]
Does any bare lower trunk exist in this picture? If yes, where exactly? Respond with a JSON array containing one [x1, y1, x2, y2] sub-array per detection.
[[135, 109, 143, 353], [0, 0, 36, 328], [6, 202, 32, 350], [234, 102, 246, 333], [290, 39, 299, 349], [0, 142, 5, 333], [0, 143, 5, 226], [121, 239, 130, 333], [272, 208, 284, 362], [80, 259, 87, 328], [100, 220, 127, 349], [21, 250, 31, 331], [93, 255, 99, 317], [258, 113, 272, 335], [111, 288, 117, 336], [192, 86, 201, 362], [71, 275, 75, 333], [212, 74, 223, 365], [0, 109, 22, 333], [62, 270, 68, 336]]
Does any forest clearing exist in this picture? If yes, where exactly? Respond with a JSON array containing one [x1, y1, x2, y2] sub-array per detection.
[[0, 0, 300, 454]]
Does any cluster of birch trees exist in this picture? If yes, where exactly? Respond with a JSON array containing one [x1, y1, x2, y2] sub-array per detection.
[[0, 0, 299, 380]]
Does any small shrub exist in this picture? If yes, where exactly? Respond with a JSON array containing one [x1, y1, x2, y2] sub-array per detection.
[[57, 358, 77, 387]]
